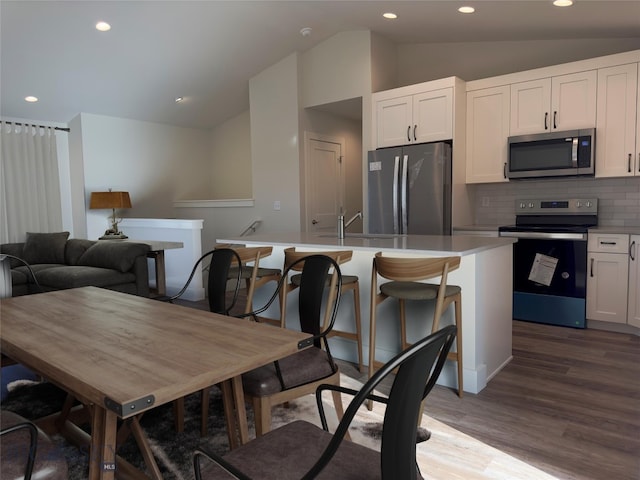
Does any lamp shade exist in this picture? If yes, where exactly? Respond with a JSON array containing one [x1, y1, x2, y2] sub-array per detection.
[[89, 191, 132, 209]]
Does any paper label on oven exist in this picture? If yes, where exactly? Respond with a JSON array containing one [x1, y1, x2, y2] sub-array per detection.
[[528, 253, 558, 286]]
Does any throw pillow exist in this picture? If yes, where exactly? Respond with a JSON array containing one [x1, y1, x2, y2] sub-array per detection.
[[22, 231, 70, 265], [78, 242, 149, 273]]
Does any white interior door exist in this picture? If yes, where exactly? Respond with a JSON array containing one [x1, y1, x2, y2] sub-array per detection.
[[304, 133, 344, 233]]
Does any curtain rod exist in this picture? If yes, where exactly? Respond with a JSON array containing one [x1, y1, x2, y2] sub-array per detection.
[[2, 120, 70, 132]]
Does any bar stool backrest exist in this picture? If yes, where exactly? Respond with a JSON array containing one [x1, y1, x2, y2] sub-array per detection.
[[283, 247, 352, 271], [373, 253, 461, 283]]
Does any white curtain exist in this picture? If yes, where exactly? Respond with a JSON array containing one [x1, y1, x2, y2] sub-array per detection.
[[0, 122, 63, 243]]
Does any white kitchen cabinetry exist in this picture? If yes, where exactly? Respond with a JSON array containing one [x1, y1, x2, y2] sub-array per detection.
[[466, 85, 510, 183], [596, 63, 639, 178], [375, 87, 453, 148], [587, 233, 630, 324], [510, 70, 597, 135], [628, 235, 640, 328]]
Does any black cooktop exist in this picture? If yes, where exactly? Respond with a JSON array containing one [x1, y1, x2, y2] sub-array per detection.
[[499, 214, 598, 234]]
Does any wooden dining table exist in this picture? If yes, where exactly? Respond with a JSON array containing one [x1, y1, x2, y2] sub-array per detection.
[[0, 286, 312, 479]]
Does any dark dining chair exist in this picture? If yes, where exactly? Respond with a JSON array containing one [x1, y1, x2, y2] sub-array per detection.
[[193, 324, 457, 480], [202, 254, 345, 438], [156, 247, 242, 315], [156, 248, 243, 433], [1, 410, 68, 480]]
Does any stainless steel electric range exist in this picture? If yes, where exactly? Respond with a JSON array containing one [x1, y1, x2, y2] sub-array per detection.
[[499, 198, 598, 328]]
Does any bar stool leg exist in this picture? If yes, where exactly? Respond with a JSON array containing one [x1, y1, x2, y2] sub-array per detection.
[[399, 299, 410, 350], [453, 292, 463, 397], [352, 283, 364, 373]]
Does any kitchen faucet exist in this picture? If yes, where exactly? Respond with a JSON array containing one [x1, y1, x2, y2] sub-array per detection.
[[337, 210, 362, 239]]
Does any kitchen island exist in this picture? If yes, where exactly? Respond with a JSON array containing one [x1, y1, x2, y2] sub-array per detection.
[[217, 232, 516, 394]]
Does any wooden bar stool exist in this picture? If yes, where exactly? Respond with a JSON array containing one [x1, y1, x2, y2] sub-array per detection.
[[219, 244, 282, 322], [281, 247, 364, 372], [369, 252, 463, 397]]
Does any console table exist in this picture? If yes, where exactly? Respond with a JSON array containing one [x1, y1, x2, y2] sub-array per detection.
[[101, 239, 183, 296]]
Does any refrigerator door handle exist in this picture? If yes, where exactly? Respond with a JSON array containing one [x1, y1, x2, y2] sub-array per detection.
[[401, 154, 408, 234], [393, 156, 400, 234]]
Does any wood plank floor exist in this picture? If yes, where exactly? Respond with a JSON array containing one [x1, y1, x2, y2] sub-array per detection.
[[339, 320, 640, 480], [178, 295, 640, 480]]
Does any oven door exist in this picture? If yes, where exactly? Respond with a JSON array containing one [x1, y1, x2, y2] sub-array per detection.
[[500, 231, 587, 328]]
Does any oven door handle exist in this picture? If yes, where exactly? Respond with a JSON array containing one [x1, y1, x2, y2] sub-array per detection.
[[499, 231, 587, 240]]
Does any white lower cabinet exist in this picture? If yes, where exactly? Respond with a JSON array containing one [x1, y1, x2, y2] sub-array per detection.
[[587, 232, 640, 328]]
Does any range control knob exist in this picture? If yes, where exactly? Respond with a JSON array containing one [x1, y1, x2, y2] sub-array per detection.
[[528, 202, 535, 208], [519, 202, 526, 209], [576, 201, 582, 208], [585, 201, 592, 208]]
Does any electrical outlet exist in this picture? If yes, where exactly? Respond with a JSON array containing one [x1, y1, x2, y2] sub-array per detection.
[[481, 196, 490, 207], [273, 200, 281, 211]]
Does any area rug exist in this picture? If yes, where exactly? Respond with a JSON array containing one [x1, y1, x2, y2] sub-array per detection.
[[2, 375, 558, 479]]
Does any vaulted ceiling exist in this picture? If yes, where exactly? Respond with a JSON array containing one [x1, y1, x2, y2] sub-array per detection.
[[1, 0, 639, 130]]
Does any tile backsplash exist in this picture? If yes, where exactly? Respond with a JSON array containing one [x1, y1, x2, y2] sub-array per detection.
[[474, 176, 640, 227]]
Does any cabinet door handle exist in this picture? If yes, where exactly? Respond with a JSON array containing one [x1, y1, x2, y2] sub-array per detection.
[[600, 241, 617, 246], [638, 153, 639, 173], [553, 111, 557, 129], [631, 241, 636, 261], [413, 125, 417, 142], [544, 112, 548, 130], [503, 162, 507, 179], [629, 153, 633, 173], [407, 126, 411, 142], [590, 258, 594, 277]]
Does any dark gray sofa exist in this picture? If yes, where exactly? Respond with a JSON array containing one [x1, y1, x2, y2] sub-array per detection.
[[1, 232, 151, 297]]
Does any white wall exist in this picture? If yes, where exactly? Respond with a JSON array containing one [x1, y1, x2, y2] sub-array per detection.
[[396, 38, 640, 87], [300, 31, 372, 109], [210, 110, 252, 199], [74, 113, 211, 239], [249, 53, 302, 233], [370, 32, 398, 93]]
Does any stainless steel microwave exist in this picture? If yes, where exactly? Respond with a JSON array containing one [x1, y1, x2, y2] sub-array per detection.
[[507, 128, 595, 179]]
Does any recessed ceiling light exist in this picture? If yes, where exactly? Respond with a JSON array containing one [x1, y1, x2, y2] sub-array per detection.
[[300, 27, 312, 37], [24, 96, 38, 103], [458, 6, 475, 14], [96, 21, 111, 32], [383, 12, 397, 19], [553, 0, 573, 6], [175, 97, 184, 103]]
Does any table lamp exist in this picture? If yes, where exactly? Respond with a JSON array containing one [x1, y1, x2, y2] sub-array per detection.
[[89, 190, 132, 239]]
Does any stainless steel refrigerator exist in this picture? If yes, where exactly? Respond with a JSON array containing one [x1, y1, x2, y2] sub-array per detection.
[[367, 142, 452, 235]]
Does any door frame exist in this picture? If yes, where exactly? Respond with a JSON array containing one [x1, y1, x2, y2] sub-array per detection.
[[302, 131, 346, 233]]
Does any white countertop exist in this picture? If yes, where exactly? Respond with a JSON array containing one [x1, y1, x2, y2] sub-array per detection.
[[217, 232, 515, 256], [588, 227, 640, 235]]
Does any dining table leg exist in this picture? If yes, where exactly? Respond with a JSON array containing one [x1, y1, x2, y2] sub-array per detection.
[[231, 375, 250, 445], [89, 406, 118, 480]]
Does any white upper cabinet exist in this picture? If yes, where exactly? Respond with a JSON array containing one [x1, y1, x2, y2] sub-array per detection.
[[376, 96, 414, 147], [595, 63, 639, 178], [466, 86, 510, 184], [510, 70, 597, 135], [374, 86, 453, 148], [412, 88, 453, 144]]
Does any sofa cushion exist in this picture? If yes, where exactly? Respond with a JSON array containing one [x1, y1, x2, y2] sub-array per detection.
[[35, 266, 136, 289], [65, 239, 96, 265], [10, 269, 28, 286], [77, 242, 150, 273], [22, 232, 70, 265]]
